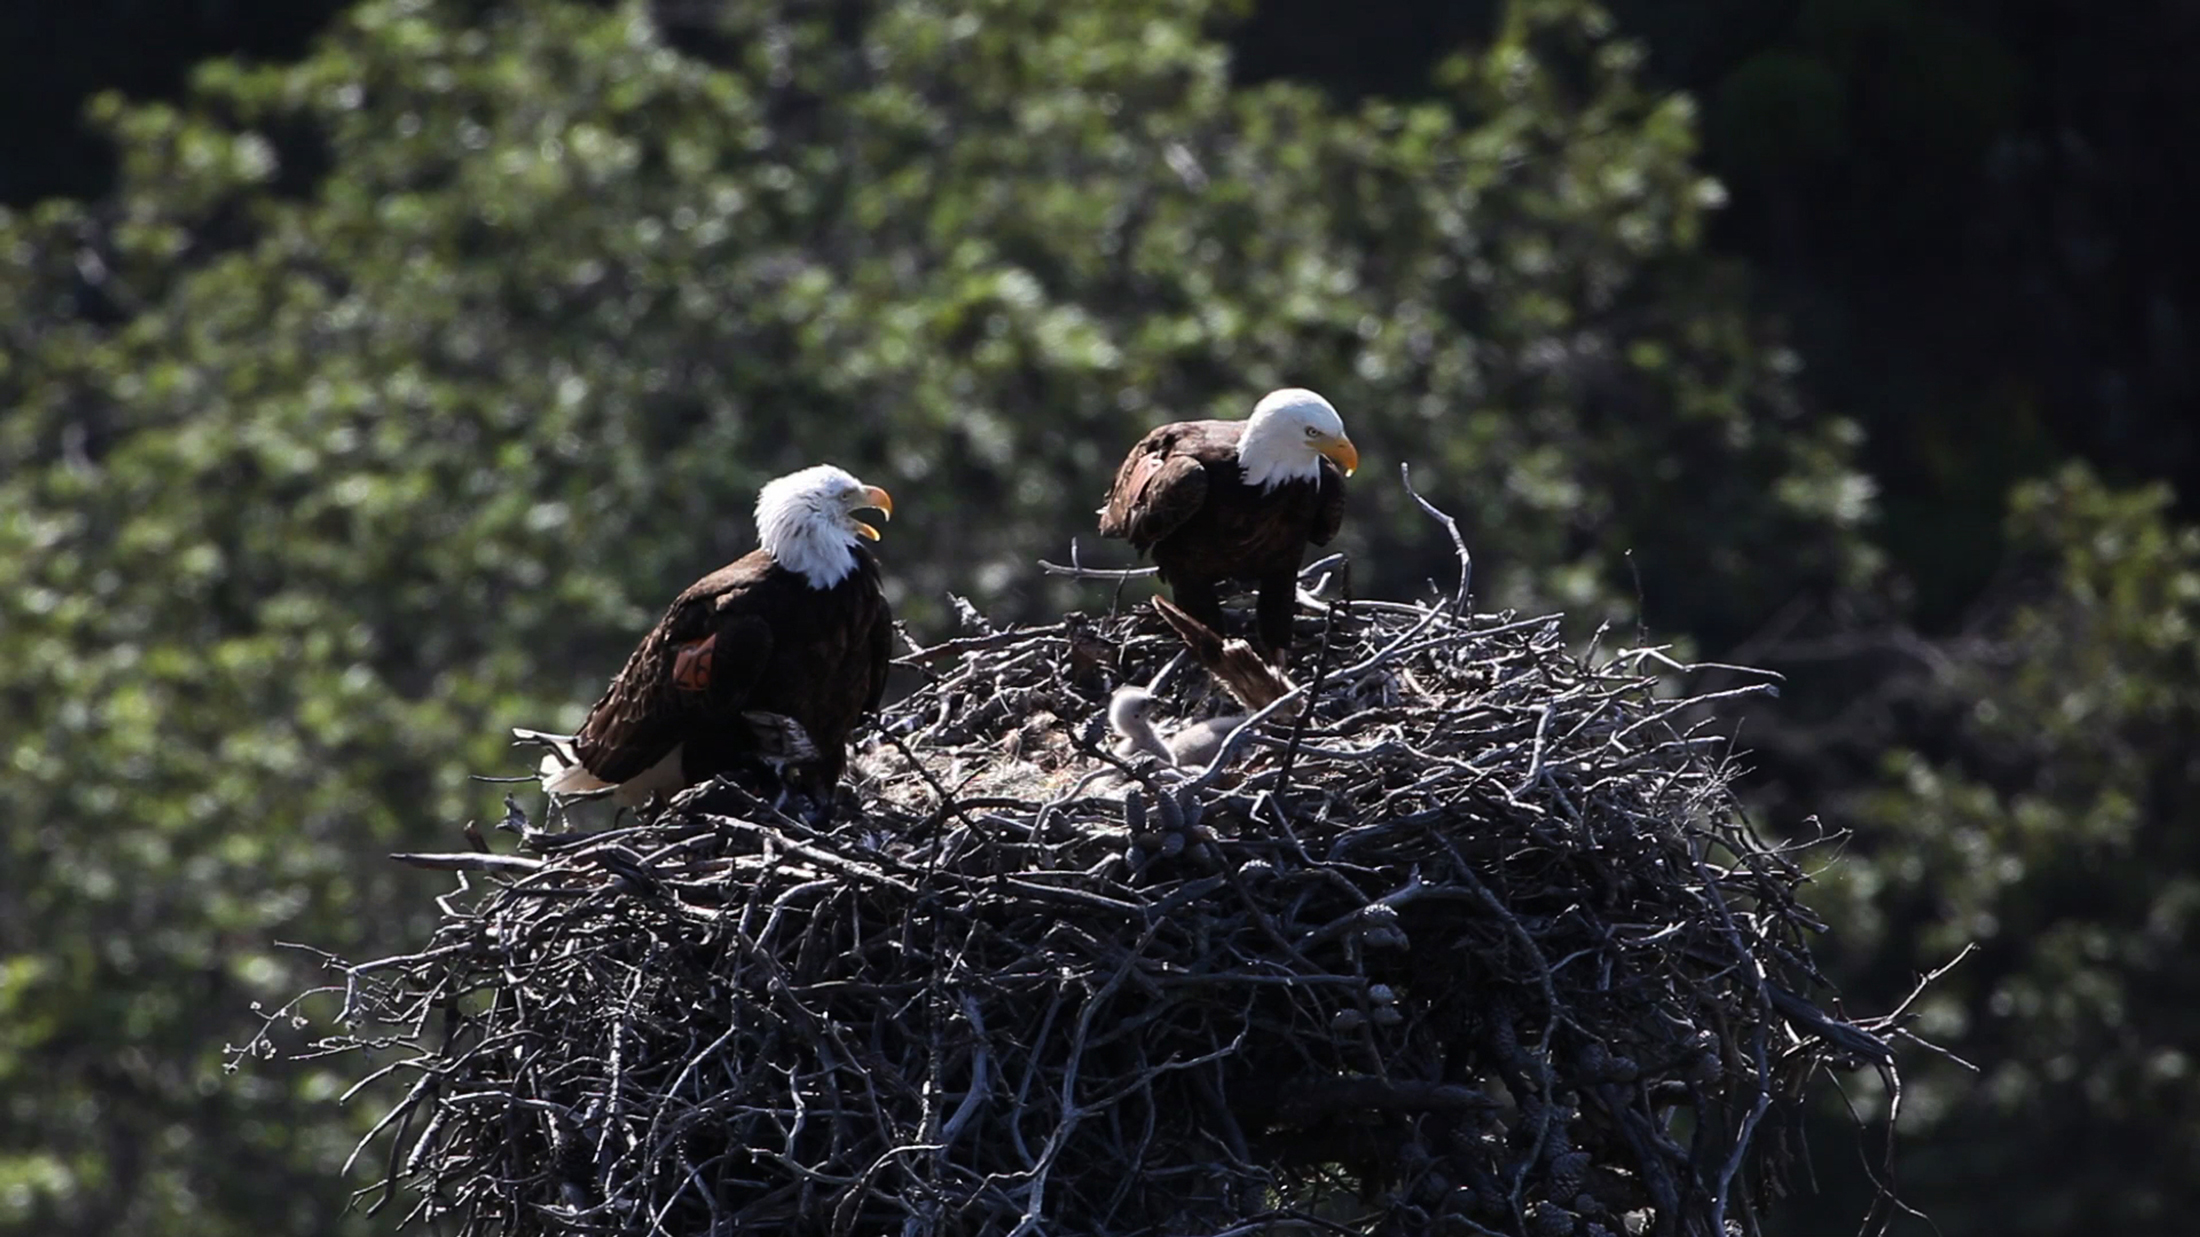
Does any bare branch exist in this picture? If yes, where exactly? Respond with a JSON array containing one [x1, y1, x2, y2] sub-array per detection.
[[272, 591, 1916, 1237]]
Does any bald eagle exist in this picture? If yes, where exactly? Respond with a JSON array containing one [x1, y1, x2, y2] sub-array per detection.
[[1098, 388, 1356, 661], [517, 465, 895, 807]]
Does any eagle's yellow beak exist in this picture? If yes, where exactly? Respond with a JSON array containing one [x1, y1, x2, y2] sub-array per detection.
[[1320, 437, 1360, 477], [852, 484, 893, 541]]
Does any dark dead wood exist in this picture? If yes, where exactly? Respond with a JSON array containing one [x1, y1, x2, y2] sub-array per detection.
[[255, 498, 1919, 1237]]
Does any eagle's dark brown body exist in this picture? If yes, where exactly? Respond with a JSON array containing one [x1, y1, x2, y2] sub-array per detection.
[[1098, 419, 1347, 655], [567, 548, 893, 798]]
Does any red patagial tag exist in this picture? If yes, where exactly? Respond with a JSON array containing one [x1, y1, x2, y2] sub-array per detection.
[[673, 633, 717, 693]]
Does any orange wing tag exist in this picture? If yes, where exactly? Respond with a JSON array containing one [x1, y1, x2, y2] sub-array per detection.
[[672, 633, 717, 693]]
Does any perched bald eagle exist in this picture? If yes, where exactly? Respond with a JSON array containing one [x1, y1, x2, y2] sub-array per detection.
[[1098, 388, 1356, 661], [517, 465, 895, 807]]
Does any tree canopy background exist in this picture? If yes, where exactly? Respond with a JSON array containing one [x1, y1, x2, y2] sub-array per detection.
[[1, 1, 2193, 1235]]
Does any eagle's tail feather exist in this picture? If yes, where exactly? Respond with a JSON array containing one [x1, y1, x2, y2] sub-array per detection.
[[512, 728, 616, 795], [541, 758, 615, 796]]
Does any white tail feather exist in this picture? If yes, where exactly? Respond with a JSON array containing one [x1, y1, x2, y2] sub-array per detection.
[[513, 727, 615, 795], [512, 726, 576, 753], [512, 728, 688, 806], [542, 757, 615, 796]]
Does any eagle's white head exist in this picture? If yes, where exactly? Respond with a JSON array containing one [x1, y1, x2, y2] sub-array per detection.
[[755, 464, 894, 588], [1235, 388, 1360, 490]]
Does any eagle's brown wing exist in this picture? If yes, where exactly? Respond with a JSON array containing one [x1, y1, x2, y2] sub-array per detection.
[[570, 580, 776, 785], [1099, 425, 1213, 551], [1310, 458, 1348, 547]]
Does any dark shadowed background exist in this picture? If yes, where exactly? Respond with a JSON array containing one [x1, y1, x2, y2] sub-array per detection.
[[2, 1, 2194, 1234]]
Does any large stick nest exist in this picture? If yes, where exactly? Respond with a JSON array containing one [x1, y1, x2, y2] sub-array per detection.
[[277, 568, 1906, 1237]]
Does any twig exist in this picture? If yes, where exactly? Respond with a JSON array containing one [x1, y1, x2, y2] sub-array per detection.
[[1274, 568, 1347, 802], [1037, 560, 1158, 580], [1400, 461, 1473, 614], [387, 851, 544, 875]]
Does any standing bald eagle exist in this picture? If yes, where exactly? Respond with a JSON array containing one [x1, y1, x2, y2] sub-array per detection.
[[1098, 388, 1357, 660], [517, 465, 895, 807]]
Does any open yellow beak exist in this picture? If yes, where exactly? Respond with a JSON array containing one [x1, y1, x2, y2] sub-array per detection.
[[852, 484, 893, 541], [1321, 437, 1360, 477]]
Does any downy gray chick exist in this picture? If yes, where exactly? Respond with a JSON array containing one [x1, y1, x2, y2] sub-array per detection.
[[1107, 686, 1254, 773]]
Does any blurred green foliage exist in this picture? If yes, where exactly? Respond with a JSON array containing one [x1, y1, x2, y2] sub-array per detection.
[[0, 0, 2192, 1234], [1801, 466, 2200, 1235], [1602, 0, 2200, 629], [0, 1, 1867, 1229]]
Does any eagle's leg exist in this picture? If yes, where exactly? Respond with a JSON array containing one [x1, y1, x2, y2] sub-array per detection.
[[1254, 569, 1299, 667], [1168, 576, 1230, 641]]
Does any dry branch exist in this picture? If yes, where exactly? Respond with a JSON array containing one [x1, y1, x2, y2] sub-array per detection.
[[263, 573, 1905, 1237]]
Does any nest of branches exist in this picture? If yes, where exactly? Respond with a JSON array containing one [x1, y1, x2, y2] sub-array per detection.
[[280, 542, 1909, 1237]]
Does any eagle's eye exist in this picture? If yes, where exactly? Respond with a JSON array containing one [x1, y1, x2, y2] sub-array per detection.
[[1304, 425, 1320, 438]]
